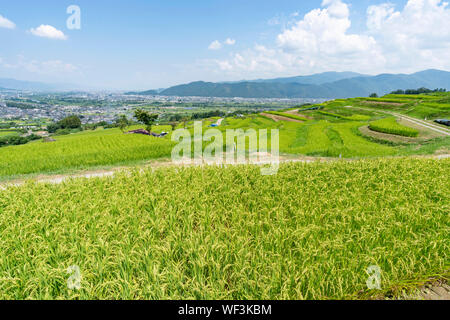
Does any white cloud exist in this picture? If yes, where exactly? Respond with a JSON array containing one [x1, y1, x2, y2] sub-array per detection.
[[207, 0, 450, 79], [268, 16, 282, 26], [277, 0, 377, 56], [208, 40, 223, 50], [267, 12, 299, 29], [40, 60, 78, 73], [225, 38, 236, 45], [366, 3, 397, 31], [366, 0, 450, 71], [209, 38, 236, 50], [29, 25, 67, 40], [0, 14, 15, 29], [211, 0, 384, 78]]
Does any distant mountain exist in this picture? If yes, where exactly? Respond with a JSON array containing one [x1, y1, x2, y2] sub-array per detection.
[[130, 69, 450, 99], [0, 78, 92, 92], [125, 89, 159, 95], [321, 69, 450, 98], [160, 81, 333, 99], [0, 78, 60, 91], [247, 71, 367, 85], [125, 87, 167, 95]]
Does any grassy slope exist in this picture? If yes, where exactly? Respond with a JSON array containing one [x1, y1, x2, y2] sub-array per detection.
[[0, 159, 448, 299]]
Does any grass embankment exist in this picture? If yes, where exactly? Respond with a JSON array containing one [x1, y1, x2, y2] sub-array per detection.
[[0, 158, 448, 299], [369, 117, 419, 137]]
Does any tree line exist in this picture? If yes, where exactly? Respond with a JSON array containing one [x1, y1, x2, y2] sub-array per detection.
[[0, 134, 41, 148], [390, 88, 447, 95], [168, 109, 259, 122]]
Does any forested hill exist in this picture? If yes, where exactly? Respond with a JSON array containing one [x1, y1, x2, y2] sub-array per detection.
[[129, 69, 450, 98]]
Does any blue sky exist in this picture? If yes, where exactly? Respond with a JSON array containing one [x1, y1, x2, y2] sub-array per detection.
[[1, 0, 449, 90]]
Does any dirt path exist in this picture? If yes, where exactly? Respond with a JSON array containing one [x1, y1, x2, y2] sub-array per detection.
[[284, 109, 313, 119], [420, 282, 450, 300], [0, 156, 287, 189], [392, 280, 450, 300], [361, 101, 405, 106], [1, 154, 448, 190], [260, 113, 304, 123]]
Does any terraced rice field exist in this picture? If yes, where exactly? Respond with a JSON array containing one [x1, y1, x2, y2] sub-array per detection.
[[284, 121, 395, 157], [0, 158, 448, 299], [354, 94, 450, 119], [369, 117, 420, 137], [1, 93, 449, 180]]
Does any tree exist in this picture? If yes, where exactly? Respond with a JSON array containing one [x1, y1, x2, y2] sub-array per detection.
[[134, 109, 158, 133], [168, 122, 178, 131], [369, 93, 378, 98], [390, 89, 405, 95], [181, 116, 190, 129], [47, 123, 61, 133], [116, 115, 130, 133], [59, 115, 82, 129]]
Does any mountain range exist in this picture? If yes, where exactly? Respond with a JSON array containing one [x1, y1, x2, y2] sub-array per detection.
[[0, 78, 60, 91], [130, 69, 450, 99], [232, 71, 367, 85], [2, 69, 449, 98]]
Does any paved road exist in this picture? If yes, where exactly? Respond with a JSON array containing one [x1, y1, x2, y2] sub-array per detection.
[[348, 105, 450, 136], [391, 112, 450, 136], [282, 106, 449, 136]]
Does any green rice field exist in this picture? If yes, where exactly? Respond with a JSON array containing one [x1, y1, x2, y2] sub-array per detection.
[[0, 131, 18, 137], [0, 158, 448, 299], [369, 117, 420, 137], [0, 126, 175, 178]]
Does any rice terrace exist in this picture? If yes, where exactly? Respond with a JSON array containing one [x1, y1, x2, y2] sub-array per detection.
[[1, 90, 449, 301], [1, 0, 450, 306]]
